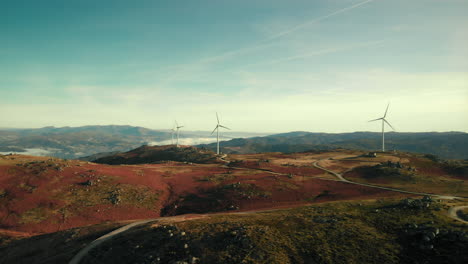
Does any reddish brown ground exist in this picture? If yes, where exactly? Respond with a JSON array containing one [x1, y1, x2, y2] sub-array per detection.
[[0, 150, 411, 235]]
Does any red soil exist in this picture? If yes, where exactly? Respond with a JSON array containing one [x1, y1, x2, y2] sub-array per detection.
[[0, 152, 408, 235]]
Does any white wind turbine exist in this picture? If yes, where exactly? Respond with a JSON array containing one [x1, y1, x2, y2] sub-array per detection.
[[170, 122, 176, 145], [211, 113, 230, 155], [369, 103, 395, 152], [175, 120, 184, 147]]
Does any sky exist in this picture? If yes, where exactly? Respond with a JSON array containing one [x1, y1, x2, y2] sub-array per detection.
[[1, 0, 467, 133]]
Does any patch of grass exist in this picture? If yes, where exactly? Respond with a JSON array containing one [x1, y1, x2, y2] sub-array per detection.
[[162, 183, 271, 216], [353, 164, 415, 182], [197, 173, 235, 183], [346, 160, 468, 197], [441, 160, 468, 179], [55, 175, 160, 217], [19, 207, 50, 224]]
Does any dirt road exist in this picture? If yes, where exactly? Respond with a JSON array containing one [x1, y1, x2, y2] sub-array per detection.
[[68, 215, 206, 264], [312, 159, 463, 200], [448, 206, 468, 224]]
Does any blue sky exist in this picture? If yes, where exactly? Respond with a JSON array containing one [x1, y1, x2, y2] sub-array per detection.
[[1, 0, 467, 132]]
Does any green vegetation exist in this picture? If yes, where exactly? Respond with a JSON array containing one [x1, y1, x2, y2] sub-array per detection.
[[94, 145, 218, 165], [345, 158, 468, 197], [60, 175, 160, 211], [19, 207, 50, 224], [162, 182, 271, 216], [79, 198, 467, 264], [197, 173, 236, 183], [441, 160, 468, 179], [351, 162, 415, 182]]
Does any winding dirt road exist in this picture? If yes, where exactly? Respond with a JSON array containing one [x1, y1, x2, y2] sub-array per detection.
[[448, 206, 468, 224], [312, 160, 463, 200], [69, 215, 206, 264]]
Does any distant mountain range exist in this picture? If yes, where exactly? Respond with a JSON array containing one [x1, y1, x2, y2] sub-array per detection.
[[0, 125, 170, 159], [198, 131, 468, 160], [0, 125, 265, 159], [0, 126, 467, 160]]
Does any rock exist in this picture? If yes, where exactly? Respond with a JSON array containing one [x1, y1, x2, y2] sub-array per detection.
[[241, 238, 250, 248]]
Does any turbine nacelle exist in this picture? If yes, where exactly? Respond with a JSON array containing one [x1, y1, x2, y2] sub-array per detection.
[[211, 112, 230, 134], [369, 103, 395, 152], [368, 103, 395, 131]]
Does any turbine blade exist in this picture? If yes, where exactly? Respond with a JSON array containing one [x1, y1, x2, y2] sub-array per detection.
[[175, 120, 178, 127], [219, 125, 230, 130], [383, 103, 390, 118], [383, 119, 395, 130], [368, 118, 382, 122], [216, 112, 220, 124], [211, 126, 218, 135]]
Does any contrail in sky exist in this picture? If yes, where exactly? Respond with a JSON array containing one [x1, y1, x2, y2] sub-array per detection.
[[251, 39, 385, 67], [267, 0, 375, 40], [157, 0, 375, 82], [201, 0, 376, 64]]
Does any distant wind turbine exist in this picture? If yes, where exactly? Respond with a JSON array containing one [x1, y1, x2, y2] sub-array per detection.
[[211, 113, 230, 155], [369, 103, 395, 152], [175, 120, 184, 147], [170, 122, 176, 145]]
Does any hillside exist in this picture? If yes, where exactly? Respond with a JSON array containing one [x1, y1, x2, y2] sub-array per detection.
[[198, 131, 468, 159], [0, 147, 467, 263], [2, 199, 466, 264], [0, 149, 413, 235], [93, 145, 219, 165], [1, 148, 466, 236]]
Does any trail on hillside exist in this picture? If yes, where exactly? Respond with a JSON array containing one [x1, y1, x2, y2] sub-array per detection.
[[448, 206, 468, 224], [312, 158, 464, 200]]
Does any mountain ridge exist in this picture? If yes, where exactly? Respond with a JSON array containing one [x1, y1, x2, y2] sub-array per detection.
[[198, 131, 468, 159]]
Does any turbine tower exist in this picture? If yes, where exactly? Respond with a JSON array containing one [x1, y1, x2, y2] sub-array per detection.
[[175, 120, 184, 147], [211, 112, 230, 155], [369, 103, 395, 152], [170, 122, 176, 145]]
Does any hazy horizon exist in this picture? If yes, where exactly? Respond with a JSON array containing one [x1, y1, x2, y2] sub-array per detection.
[[0, 124, 466, 134], [1, 0, 467, 132]]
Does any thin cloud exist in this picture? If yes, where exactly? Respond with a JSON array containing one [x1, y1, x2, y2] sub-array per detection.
[[156, 0, 375, 83], [253, 39, 385, 67], [267, 0, 375, 40]]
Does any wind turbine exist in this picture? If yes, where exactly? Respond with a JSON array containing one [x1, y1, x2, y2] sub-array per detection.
[[211, 112, 230, 155], [170, 122, 176, 145], [369, 103, 395, 152], [175, 120, 184, 147]]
